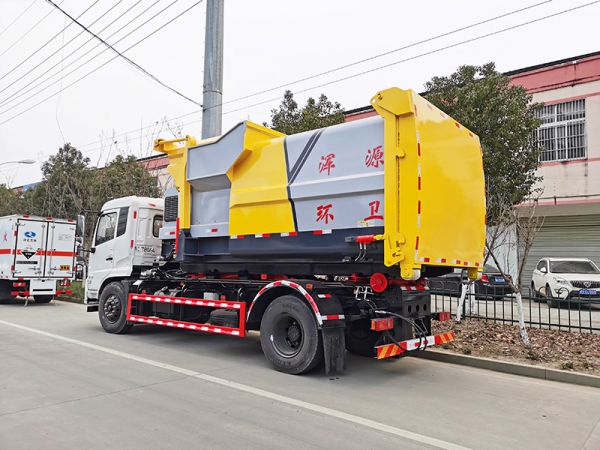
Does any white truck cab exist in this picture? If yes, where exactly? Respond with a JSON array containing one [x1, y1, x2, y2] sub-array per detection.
[[85, 196, 164, 304]]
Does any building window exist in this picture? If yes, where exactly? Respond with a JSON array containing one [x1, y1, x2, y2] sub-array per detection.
[[535, 99, 586, 162]]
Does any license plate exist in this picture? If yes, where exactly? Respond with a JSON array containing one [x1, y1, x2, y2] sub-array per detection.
[[580, 289, 597, 295], [495, 278, 505, 283]]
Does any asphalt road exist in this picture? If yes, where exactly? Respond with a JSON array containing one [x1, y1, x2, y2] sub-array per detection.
[[1, 299, 600, 450]]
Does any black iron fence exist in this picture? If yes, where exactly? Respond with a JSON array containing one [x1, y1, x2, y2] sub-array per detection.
[[428, 280, 600, 334]]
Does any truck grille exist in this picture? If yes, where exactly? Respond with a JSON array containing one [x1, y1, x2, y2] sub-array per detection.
[[571, 281, 600, 289], [164, 195, 178, 222]]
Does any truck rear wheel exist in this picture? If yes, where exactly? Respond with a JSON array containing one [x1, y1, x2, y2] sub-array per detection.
[[260, 295, 323, 375], [99, 282, 133, 334], [33, 295, 53, 303], [345, 319, 381, 357]]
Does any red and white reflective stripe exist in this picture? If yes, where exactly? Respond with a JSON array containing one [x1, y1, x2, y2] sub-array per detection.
[[417, 164, 422, 190], [400, 285, 428, 291], [129, 315, 241, 336], [321, 314, 345, 321], [313, 230, 332, 235], [475, 262, 481, 267], [416, 130, 421, 156], [280, 232, 298, 237], [130, 294, 241, 309], [317, 294, 332, 299], [436, 258, 447, 263], [255, 234, 271, 238], [455, 122, 462, 130], [205, 228, 219, 233], [249, 280, 323, 326], [230, 235, 244, 240], [416, 200, 421, 228], [452, 260, 461, 265], [419, 257, 430, 263]]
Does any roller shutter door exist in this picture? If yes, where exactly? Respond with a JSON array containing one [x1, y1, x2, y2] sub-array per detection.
[[521, 215, 600, 288]]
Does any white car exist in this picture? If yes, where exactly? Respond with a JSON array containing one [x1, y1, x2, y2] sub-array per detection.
[[531, 258, 600, 307]]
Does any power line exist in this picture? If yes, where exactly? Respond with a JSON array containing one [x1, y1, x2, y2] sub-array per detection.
[[0, 0, 161, 107], [0, 0, 37, 38], [44, 0, 201, 106], [0, 0, 202, 117], [0, 0, 67, 58], [221, 0, 600, 117], [73, 0, 556, 152], [0, 1, 103, 83], [77, 0, 597, 154], [215, 0, 554, 110]]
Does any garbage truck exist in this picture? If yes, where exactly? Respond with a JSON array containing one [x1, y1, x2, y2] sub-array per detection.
[[84, 87, 486, 374], [0, 214, 78, 303]]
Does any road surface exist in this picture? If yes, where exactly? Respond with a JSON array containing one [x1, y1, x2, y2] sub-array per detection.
[[1, 299, 599, 450]]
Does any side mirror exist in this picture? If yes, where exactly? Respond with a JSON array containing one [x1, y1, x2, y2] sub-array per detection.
[[76, 215, 85, 238], [540, 267, 547, 274]]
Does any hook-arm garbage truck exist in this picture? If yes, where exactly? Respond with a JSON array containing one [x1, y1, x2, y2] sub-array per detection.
[[83, 87, 486, 374]]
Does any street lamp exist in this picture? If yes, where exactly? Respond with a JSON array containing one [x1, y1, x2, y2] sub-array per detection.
[[0, 159, 36, 167]]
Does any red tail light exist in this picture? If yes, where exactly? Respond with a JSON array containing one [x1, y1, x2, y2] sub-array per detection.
[[13, 282, 26, 287], [481, 274, 489, 283]]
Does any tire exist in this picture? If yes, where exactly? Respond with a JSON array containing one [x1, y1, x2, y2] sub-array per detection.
[[99, 282, 133, 334], [345, 319, 381, 357], [531, 282, 540, 303], [546, 284, 560, 308], [260, 295, 323, 375], [33, 295, 53, 303]]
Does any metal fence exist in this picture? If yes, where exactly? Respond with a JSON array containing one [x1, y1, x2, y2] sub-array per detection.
[[428, 281, 600, 334]]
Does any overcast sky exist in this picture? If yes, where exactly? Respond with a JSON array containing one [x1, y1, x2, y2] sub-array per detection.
[[0, 0, 599, 188]]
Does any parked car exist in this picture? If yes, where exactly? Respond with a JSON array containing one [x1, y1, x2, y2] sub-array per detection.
[[531, 257, 600, 307], [428, 265, 513, 299]]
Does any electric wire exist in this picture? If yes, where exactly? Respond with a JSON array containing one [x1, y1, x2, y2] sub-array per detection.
[[0, 0, 182, 109], [73, 0, 589, 154], [0, 0, 159, 106], [0, 0, 67, 58], [0, 1, 102, 83], [0, 0, 37, 38], [0, 0, 203, 123], [44, 0, 201, 106]]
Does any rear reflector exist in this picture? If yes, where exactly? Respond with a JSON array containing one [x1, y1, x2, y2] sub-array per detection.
[[13, 282, 26, 287], [435, 311, 451, 321], [371, 317, 394, 331]]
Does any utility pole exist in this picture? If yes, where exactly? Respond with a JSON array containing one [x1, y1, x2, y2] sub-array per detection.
[[201, 0, 224, 139]]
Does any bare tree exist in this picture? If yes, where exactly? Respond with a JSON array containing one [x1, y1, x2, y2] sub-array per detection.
[[484, 188, 546, 345]]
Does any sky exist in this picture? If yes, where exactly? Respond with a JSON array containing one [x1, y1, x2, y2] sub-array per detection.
[[0, 0, 599, 188]]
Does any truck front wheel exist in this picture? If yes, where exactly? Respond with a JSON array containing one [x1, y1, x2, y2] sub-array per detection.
[[260, 295, 323, 375], [99, 282, 133, 334]]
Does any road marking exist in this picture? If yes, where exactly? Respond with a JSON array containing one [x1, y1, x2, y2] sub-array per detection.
[[0, 319, 471, 450]]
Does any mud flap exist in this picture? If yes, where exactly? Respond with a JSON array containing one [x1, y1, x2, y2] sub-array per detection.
[[322, 322, 347, 374]]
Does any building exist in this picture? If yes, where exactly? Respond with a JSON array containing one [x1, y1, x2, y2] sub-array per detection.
[[507, 51, 600, 285]]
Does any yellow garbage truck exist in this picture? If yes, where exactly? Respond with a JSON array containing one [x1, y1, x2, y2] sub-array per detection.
[[84, 87, 486, 374]]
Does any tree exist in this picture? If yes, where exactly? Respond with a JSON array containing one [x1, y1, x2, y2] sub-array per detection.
[[38, 143, 93, 220], [424, 62, 543, 220], [264, 91, 345, 135], [0, 184, 24, 216], [89, 155, 161, 213]]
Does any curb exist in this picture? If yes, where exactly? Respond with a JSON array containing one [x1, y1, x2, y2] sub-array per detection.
[[415, 349, 600, 389]]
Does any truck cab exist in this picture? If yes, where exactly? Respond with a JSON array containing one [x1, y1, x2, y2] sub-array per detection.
[[85, 196, 164, 304]]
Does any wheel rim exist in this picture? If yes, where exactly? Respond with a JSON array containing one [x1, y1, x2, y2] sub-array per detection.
[[103, 294, 122, 323], [272, 313, 303, 358]]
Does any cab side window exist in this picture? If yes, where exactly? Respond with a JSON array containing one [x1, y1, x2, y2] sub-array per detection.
[[153, 215, 163, 238], [95, 213, 117, 245]]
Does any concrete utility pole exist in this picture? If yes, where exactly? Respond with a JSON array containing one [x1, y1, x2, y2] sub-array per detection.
[[201, 0, 224, 139]]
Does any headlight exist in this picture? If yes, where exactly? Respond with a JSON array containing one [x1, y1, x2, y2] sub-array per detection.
[[553, 277, 570, 286]]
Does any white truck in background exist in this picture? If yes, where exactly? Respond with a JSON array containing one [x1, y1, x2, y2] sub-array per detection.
[[0, 214, 79, 304]]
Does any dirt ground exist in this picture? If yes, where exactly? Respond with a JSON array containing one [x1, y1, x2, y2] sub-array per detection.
[[431, 319, 600, 377]]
